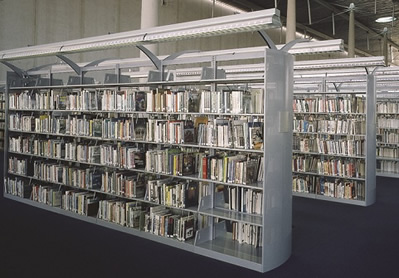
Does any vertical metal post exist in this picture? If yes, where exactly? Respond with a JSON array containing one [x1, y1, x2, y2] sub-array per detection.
[[332, 13, 335, 35], [115, 64, 121, 84], [348, 3, 356, 58], [209, 55, 217, 240], [383, 31, 388, 66], [286, 0, 296, 43], [366, 74, 376, 206], [307, 0, 312, 25], [3, 73, 11, 195]]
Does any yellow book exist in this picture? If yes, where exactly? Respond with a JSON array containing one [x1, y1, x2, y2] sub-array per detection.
[[223, 156, 228, 183]]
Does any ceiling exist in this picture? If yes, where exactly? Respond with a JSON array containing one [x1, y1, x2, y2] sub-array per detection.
[[220, 0, 399, 57]]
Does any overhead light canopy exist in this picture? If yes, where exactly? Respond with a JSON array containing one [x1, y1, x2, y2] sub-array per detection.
[[294, 56, 385, 70], [0, 9, 281, 61], [375, 16, 397, 23]]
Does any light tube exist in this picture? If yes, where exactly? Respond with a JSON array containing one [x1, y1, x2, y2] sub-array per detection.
[[294, 56, 385, 70]]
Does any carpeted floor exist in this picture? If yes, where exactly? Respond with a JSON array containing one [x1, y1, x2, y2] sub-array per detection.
[[0, 155, 398, 277]]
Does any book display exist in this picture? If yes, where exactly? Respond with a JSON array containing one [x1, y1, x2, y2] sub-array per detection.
[[2, 44, 293, 272], [292, 75, 376, 206], [376, 92, 399, 178]]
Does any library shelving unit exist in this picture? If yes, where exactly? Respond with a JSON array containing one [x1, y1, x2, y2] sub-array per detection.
[[291, 73, 376, 206], [0, 85, 5, 150], [2, 40, 294, 272], [376, 90, 399, 178]]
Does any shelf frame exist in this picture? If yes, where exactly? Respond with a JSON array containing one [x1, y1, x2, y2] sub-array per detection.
[[4, 46, 294, 273]]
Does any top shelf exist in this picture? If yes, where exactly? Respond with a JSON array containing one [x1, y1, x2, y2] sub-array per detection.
[[9, 77, 265, 90]]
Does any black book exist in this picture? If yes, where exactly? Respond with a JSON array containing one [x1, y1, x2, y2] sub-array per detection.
[[134, 118, 146, 140], [183, 153, 195, 175], [92, 119, 102, 137], [135, 91, 147, 111], [184, 182, 199, 208], [134, 152, 146, 169], [188, 91, 200, 112], [183, 120, 195, 143]]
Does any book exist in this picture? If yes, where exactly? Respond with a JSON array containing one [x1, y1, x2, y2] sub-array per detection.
[[135, 91, 147, 111]]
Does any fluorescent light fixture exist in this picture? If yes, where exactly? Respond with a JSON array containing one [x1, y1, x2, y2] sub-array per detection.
[[294, 56, 385, 70], [376, 16, 397, 23], [0, 9, 281, 61], [279, 39, 343, 55]]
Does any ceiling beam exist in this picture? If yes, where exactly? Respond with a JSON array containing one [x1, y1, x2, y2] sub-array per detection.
[[312, 0, 399, 50], [294, 20, 372, 57], [224, 0, 264, 11]]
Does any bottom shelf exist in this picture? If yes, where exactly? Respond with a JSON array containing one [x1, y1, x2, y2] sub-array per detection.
[[195, 233, 263, 271], [4, 193, 267, 272], [376, 171, 399, 178], [293, 191, 367, 206]]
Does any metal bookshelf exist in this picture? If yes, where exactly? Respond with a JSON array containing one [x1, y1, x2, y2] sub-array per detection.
[[376, 93, 399, 178], [3, 45, 293, 272], [291, 74, 376, 206]]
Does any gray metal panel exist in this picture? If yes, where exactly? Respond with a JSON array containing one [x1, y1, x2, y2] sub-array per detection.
[[366, 74, 377, 206], [261, 49, 293, 272]]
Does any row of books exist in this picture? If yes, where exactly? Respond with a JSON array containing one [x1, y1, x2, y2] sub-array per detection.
[[146, 89, 196, 113], [293, 137, 365, 157], [202, 154, 262, 185], [198, 89, 264, 114], [31, 158, 202, 210], [98, 200, 145, 228], [146, 178, 199, 208], [226, 187, 262, 214], [10, 88, 264, 114], [30, 160, 207, 211], [377, 147, 399, 158], [101, 171, 145, 198], [292, 176, 365, 200], [232, 222, 262, 247], [7, 176, 264, 246], [293, 117, 366, 135], [8, 157, 28, 175], [377, 117, 399, 129], [9, 114, 264, 150], [144, 206, 195, 241], [5, 177, 31, 198], [31, 184, 62, 207], [146, 149, 263, 185], [145, 149, 199, 176], [9, 89, 141, 111], [196, 118, 263, 150], [62, 190, 99, 216], [10, 135, 263, 187], [377, 161, 399, 174], [292, 155, 365, 179], [377, 131, 399, 144], [293, 96, 366, 114], [33, 161, 102, 189], [377, 101, 399, 114]]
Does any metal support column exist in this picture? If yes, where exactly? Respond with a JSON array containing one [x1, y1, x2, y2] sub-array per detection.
[[286, 0, 296, 43]]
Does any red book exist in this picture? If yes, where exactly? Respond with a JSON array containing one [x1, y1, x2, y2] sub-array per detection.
[[202, 156, 208, 179]]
